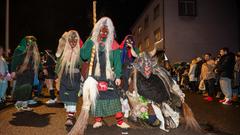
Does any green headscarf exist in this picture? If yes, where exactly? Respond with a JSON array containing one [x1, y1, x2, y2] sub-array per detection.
[[17, 36, 37, 52]]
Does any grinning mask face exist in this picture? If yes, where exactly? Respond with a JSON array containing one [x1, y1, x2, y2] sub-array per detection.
[[99, 25, 109, 39], [126, 37, 134, 49], [25, 36, 37, 47], [68, 31, 78, 48], [25, 36, 37, 55], [134, 53, 158, 78]]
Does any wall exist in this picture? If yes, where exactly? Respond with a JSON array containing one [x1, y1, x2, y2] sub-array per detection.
[[164, 0, 239, 63]]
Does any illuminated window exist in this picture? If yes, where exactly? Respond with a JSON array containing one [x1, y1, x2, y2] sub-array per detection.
[[138, 26, 143, 34], [154, 28, 161, 42], [178, 0, 197, 16], [138, 42, 142, 51], [145, 37, 150, 48]]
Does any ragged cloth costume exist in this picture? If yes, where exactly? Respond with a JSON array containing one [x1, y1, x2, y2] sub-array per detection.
[[11, 36, 40, 111], [69, 17, 129, 135], [127, 53, 201, 132], [119, 35, 139, 118], [119, 35, 139, 93], [55, 30, 83, 126]]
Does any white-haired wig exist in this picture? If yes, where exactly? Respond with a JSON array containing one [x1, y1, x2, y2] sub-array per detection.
[[90, 17, 115, 80], [56, 30, 81, 87]]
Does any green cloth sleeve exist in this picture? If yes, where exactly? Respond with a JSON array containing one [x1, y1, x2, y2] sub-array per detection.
[[80, 39, 94, 61], [111, 49, 122, 79], [134, 47, 140, 56]]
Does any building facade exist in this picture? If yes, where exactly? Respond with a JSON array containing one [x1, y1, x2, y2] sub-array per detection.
[[131, 0, 239, 63]]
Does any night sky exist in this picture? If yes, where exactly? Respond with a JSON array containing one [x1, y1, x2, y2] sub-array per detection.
[[0, 0, 151, 53]]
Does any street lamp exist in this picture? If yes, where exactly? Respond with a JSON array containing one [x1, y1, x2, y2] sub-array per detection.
[[5, 0, 9, 57]]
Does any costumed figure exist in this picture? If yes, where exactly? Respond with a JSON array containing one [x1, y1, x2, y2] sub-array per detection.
[[0, 46, 11, 103], [69, 17, 129, 135], [119, 35, 139, 118], [44, 49, 58, 104], [11, 36, 40, 111], [126, 53, 201, 132], [55, 30, 83, 126]]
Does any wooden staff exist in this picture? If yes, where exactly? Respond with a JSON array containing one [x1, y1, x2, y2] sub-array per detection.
[[88, 45, 96, 76]]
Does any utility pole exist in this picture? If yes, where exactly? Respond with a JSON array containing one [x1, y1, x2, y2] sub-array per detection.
[[5, 0, 10, 57], [93, 0, 97, 26]]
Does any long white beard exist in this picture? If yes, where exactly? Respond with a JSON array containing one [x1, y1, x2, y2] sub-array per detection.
[[90, 17, 115, 80]]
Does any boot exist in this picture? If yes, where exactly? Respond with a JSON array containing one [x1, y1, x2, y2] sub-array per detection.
[[65, 112, 75, 126]]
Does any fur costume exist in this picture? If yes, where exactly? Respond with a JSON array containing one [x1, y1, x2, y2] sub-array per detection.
[[127, 53, 201, 132]]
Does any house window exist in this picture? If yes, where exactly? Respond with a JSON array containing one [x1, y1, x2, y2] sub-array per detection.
[[132, 31, 136, 37], [178, 0, 197, 16], [145, 37, 150, 48], [138, 26, 143, 34], [153, 4, 160, 20], [154, 28, 161, 42], [144, 16, 149, 29], [138, 42, 142, 51]]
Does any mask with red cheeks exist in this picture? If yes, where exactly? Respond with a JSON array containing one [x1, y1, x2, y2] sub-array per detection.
[[134, 54, 158, 79], [99, 26, 109, 39], [68, 32, 78, 48]]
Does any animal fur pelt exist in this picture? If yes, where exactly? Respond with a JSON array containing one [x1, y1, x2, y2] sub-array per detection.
[[68, 77, 98, 135], [127, 53, 201, 132]]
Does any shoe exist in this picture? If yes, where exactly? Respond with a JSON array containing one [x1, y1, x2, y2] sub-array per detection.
[[0, 98, 5, 104], [93, 122, 103, 128], [219, 98, 226, 103], [15, 102, 23, 111], [232, 95, 238, 102], [21, 107, 33, 111], [33, 96, 39, 101], [117, 122, 130, 129], [222, 99, 232, 105], [65, 118, 74, 126], [28, 100, 37, 105], [151, 119, 161, 127], [202, 93, 208, 97], [124, 112, 129, 118], [204, 96, 213, 102], [46, 98, 57, 104]]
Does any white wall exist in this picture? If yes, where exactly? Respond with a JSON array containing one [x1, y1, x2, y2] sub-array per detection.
[[164, 0, 239, 63]]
